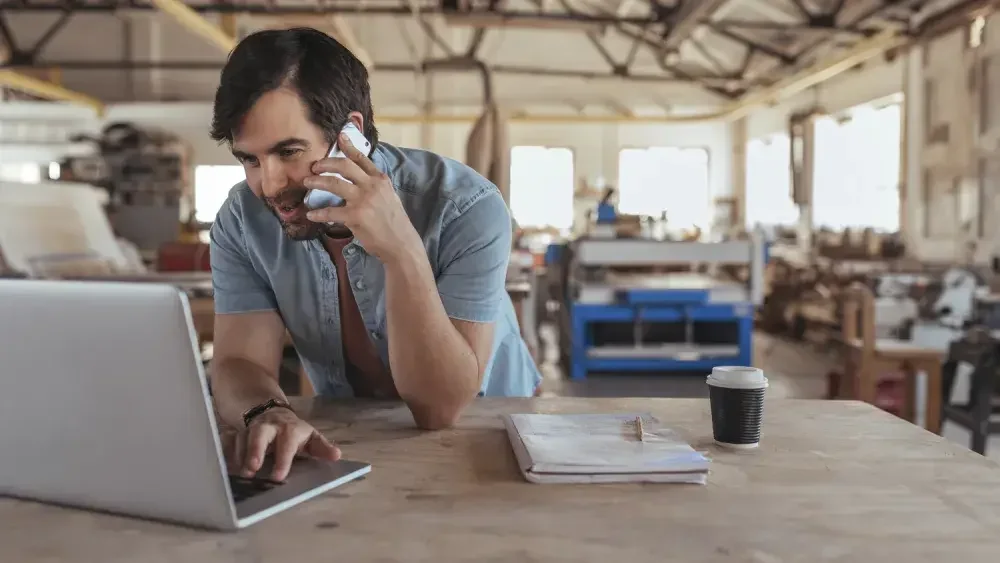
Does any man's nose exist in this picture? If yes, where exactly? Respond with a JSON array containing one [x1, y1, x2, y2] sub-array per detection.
[[260, 159, 288, 197]]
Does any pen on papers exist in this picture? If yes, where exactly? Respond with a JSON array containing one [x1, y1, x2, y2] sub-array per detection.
[[635, 416, 644, 442]]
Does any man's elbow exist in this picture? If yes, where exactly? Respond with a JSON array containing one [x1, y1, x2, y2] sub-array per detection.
[[412, 409, 462, 431], [405, 394, 475, 430]]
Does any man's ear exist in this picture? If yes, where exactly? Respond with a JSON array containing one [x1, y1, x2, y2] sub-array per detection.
[[347, 112, 364, 134]]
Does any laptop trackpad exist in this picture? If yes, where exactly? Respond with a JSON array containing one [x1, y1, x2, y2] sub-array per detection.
[[233, 457, 370, 520]]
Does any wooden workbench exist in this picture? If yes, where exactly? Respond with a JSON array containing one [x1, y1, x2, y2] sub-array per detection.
[[3, 398, 1000, 562]]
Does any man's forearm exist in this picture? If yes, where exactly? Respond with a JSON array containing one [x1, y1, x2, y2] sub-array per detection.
[[210, 358, 289, 428], [384, 252, 482, 429]]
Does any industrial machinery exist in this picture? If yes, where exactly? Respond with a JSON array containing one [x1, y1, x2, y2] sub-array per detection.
[[559, 231, 767, 379], [60, 121, 190, 255]]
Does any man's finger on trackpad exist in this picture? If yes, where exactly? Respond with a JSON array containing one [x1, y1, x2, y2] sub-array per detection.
[[243, 423, 276, 477], [271, 429, 305, 482]]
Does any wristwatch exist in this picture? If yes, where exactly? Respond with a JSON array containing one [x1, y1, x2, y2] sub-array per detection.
[[242, 398, 293, 428]]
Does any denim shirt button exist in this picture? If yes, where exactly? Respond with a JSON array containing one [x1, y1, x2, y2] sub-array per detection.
[[355, 280, 365, 290]]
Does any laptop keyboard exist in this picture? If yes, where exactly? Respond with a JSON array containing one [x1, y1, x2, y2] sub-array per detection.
[[228, 474, 284, 503]]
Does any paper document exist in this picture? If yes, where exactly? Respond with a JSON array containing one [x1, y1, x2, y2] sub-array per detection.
[[502, 413, 710, 485]]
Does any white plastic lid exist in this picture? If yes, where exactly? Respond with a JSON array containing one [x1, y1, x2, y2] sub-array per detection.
[[706, 366, 768, 390]]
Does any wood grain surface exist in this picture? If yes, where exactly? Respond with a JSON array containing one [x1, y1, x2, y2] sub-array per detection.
[[3, 398, 1000, 563]]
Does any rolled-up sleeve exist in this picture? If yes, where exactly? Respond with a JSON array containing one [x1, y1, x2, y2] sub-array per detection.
[[435, 188, 512, 323], [209, 201, 278, 314]]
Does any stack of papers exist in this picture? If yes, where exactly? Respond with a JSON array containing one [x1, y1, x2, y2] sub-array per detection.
[[502, 413, 710, 484]]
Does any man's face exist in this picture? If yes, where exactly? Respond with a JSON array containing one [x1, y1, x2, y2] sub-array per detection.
[[230, 88, 331, 241]]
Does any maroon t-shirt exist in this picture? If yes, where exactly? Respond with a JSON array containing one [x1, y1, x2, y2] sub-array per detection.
[[322, 235, 398, 399]]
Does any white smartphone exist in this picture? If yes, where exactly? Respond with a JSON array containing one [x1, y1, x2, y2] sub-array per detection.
[[303, 122, 372, 210]]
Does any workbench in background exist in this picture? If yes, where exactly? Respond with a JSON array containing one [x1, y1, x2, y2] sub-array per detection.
[[563, 234, 766, 380]]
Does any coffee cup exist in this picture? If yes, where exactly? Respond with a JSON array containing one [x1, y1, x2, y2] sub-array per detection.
[[707, 366, 768, 449]]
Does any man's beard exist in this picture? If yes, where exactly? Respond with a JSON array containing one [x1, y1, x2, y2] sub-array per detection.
[[263, 187, 323, 241], [263, 188, 352, 241]]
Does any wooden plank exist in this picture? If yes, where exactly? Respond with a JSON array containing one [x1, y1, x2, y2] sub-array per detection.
[[2, 398, 1000, 561]]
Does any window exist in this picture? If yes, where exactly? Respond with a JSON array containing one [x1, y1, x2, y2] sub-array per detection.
[[509, 146, 574, 231], [745, 134, 797, 228], [0, 163, 42, 183], [812, 102, 902, 232], [194, 165, 246, 223], [617, 147, 710, 231]]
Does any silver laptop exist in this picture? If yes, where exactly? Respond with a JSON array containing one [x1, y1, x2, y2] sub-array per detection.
[[0, 279, 370, 530]]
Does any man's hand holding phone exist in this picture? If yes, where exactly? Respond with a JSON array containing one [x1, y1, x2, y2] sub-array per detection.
[[303, 131, 423, 264]]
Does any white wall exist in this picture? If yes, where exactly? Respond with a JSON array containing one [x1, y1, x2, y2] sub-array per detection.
[[902, 15, 1000, 265]]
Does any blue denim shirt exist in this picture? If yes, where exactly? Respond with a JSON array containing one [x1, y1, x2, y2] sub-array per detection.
[[208, 142, 541, 398]]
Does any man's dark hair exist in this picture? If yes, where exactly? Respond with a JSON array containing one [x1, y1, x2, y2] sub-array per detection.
[[210, 27, 378, 152]]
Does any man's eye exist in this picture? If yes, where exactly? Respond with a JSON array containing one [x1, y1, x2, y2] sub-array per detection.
[[279, 148, 302, 158], [241, 156, 259, 168]]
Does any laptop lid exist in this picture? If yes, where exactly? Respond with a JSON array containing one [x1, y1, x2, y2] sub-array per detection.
[[0, 279, 238, 529]]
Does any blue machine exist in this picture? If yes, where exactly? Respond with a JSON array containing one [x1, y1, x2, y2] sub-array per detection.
[[564, 232, 767, 380]]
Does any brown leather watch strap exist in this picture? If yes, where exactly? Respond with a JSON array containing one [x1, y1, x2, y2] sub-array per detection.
[[241, 398, 293, 428]]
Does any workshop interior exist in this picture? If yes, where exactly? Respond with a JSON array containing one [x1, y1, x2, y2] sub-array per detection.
[[3, 0, 1000, 544]]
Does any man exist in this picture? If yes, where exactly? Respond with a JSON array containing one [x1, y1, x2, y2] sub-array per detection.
[[207, 27, 541, 482]]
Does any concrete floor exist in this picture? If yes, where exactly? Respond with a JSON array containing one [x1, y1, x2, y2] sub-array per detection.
[[539, 326, 1000, 463]]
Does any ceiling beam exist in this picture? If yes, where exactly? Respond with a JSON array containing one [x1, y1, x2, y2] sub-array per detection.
[[706, 24, 796, 65], [915, 0, 1000, 40], [372, 27, 909, 124], [328, 16, 374, 68], [662, 0, 730, 51], [616, 0, 639, 18], [788, 0, 813, 21], [604, 98, 635, 117], [724, 28, 905, 121], [0, 69, 105, 113], [708, 19, 865, 35], [736, 0, 803, 22], [2, 29, 906, 125], [440, 11, 603, 32], [147, 0, 236, 53], [11, 58, 716, 83], [270, 15, 374, 68], [0, 1, 656, 25]]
